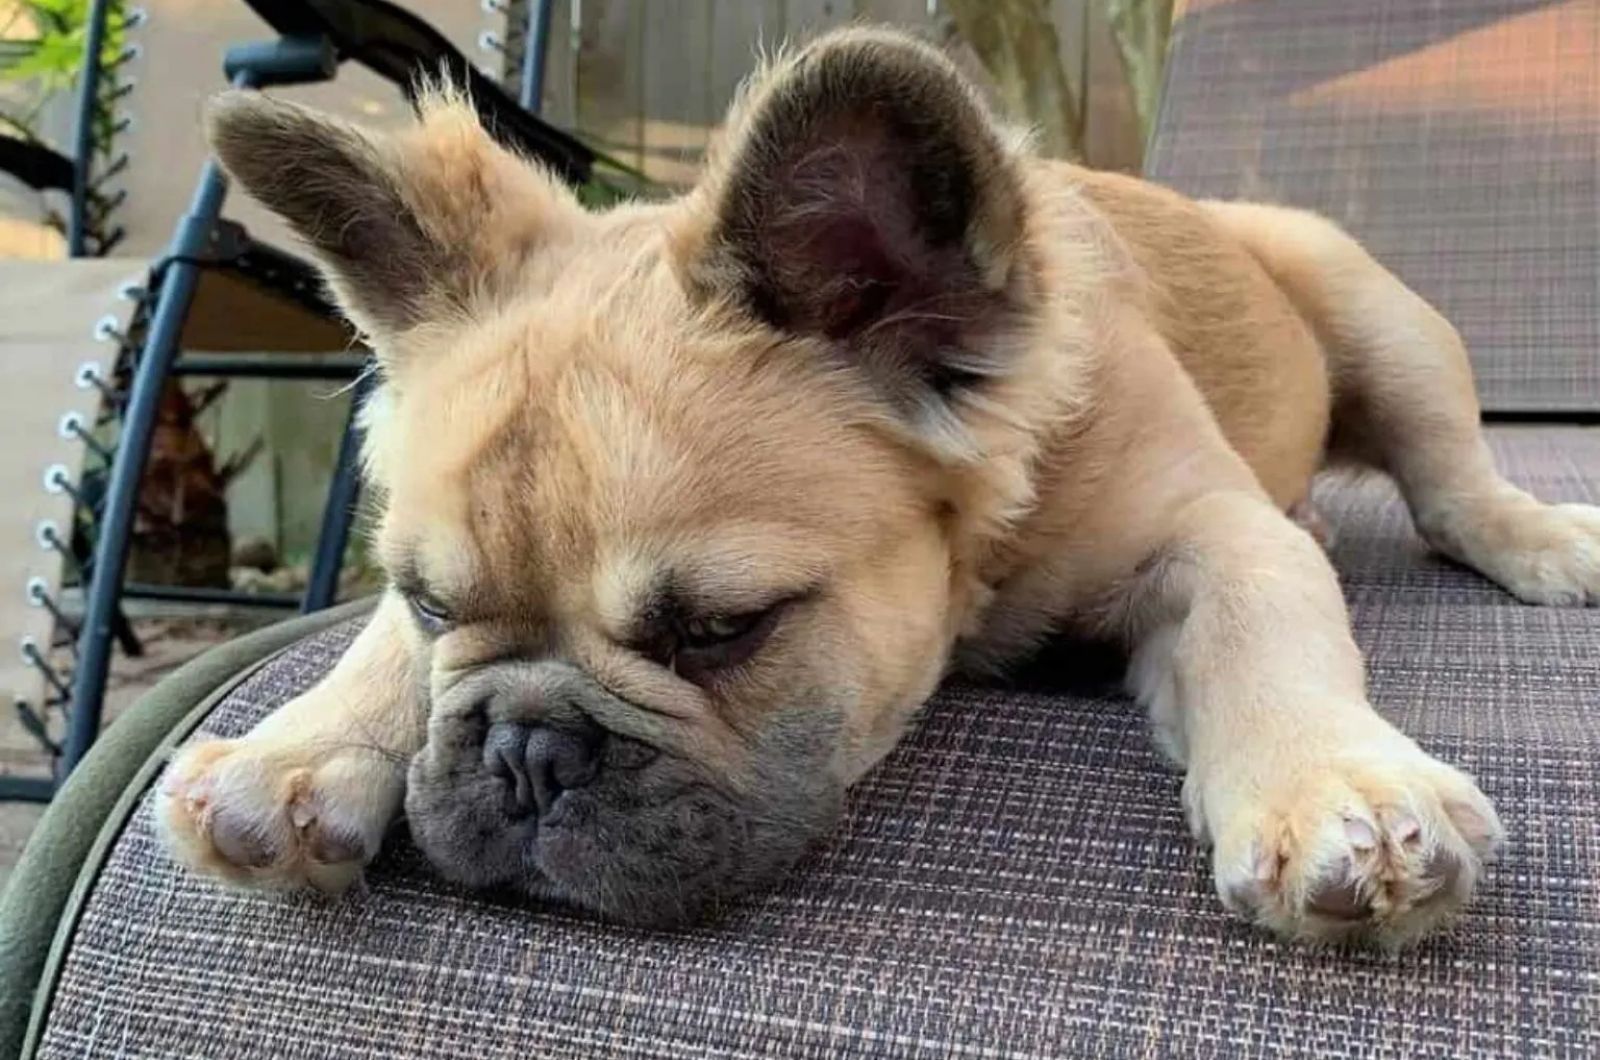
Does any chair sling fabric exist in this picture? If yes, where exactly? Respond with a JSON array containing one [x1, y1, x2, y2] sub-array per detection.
[[1147, 0, 1600, 413], [26, 428, 1600, 1060]]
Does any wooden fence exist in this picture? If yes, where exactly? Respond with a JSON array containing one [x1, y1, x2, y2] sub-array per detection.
[[524, 0, 1145, 186]]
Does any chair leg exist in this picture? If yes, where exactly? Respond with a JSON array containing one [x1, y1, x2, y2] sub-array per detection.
[[67, 0, 115, 258], [60, 158, 236, 782], [110, 605, 144, 657], [519, 0, 555, 115], [301, 372, 373, 614]]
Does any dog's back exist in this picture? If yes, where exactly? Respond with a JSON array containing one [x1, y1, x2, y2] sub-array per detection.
[[1052, 163, 1332, 507]]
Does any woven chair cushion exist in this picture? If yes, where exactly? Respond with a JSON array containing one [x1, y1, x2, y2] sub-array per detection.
[[1148, 0, 1600, 413], [32, 426, 1600, 1059]]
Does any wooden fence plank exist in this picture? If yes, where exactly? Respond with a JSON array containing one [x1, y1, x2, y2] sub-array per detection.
[[641, 0, 715, 186], [576, 0, 646, 170], [539, 0, 579, 127], [786, 0, 855, 38], [709, 0, 784, 113], [515, 1, 1136, 183], [1051, 0, 1089, 113], [1084, 0, 1143, 171], [854, 0, 934, 30]]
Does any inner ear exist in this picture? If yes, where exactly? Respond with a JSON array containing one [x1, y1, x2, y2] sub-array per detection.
[[750, 111, 981, 347], [689, 31, 1031, 421]]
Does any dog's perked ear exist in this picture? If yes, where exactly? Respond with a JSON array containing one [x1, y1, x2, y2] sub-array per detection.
[[206, 88, 579, 358], [678, 29, 1035, 453]]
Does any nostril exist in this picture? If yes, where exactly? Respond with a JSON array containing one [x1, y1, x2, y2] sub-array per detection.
[[482, 721, 602, 819], [483, 722, 535, 815], [524, 726, 601, 816]]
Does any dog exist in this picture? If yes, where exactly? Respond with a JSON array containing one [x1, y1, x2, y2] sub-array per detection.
[[157, 28, 1600, 947]]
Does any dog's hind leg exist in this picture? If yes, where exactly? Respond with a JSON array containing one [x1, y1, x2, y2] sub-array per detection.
[[1212, 202, 1600, 605]]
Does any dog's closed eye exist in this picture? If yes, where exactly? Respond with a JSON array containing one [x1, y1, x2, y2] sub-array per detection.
[[405, 591, 455, 635], [636, 597, 798, 684]]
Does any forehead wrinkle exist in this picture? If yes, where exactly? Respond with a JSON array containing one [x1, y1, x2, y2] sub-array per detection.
[[398, 322, 532, 475], [386, 312, 564, 615], [655, 523, 834, 597], [546, 343, 923, 624], [549, 357, 685, 526], [591, 522, 834, 637], [376, 519, 479, 605]]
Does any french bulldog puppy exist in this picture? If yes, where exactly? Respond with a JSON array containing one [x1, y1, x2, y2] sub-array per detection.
[[158, 28, 1600, 946]]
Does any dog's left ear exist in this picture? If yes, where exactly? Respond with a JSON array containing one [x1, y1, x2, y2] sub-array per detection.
[[677, 29, 1033, 449]]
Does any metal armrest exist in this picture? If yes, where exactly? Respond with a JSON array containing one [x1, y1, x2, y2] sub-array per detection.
[[238, 0, 595, 186]]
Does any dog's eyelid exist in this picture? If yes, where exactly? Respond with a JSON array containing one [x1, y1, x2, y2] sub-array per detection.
[[624, 585, 814, 673], [393, 572, 448, 609], [670, 582, 821, 624], [388, 548, 474, 617], [409, 592, 453, 618], [401, 589, 456, 637], [390, 566, 464, 634], [390, 554, 440, 607]]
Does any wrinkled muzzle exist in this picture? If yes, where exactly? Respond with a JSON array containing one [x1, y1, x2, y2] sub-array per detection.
[[404, 661, 844, 926]]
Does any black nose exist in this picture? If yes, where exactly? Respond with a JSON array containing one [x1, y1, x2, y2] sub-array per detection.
[[482, 720, 602, 817]]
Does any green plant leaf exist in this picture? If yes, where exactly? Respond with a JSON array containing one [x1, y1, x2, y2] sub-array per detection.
[[1105, 0, 1175, 146], [0, 41, 44, 64], [0, 1, 128, 141], [3, 32, 81, 87]]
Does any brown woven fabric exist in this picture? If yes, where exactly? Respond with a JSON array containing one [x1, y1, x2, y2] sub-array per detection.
[[34, 427, 1600, 1059], [1148, 0, 1600, 413]]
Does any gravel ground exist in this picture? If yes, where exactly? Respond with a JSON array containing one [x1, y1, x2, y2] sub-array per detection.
[[0, 617, 249, 890]]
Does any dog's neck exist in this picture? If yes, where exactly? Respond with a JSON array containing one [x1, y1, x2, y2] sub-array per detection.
[[934, 163, 1121, 657]]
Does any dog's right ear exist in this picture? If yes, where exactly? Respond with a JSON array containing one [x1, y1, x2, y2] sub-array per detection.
[[207, 90, 579, 358]]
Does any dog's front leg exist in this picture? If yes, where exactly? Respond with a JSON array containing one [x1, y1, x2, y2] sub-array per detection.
[[1127, 490, 1504, 947], [156, 592, 425, 892]]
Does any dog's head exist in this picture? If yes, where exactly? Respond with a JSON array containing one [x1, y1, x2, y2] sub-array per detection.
[[211, 29, 1061, 924]]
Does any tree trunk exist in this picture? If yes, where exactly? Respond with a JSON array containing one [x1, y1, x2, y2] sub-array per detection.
[[1105, 0, 1174, 146], [944, 0, 1084, 161], [127, 383, 234, 588]]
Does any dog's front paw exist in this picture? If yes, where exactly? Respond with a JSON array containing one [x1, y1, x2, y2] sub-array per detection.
[[156, 733, 402, 893], [1195, 743, 1504, 948]]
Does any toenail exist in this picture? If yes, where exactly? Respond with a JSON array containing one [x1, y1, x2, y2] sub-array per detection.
[[1444, 798, 1501, 850], [1391, 814, 1422, 846], [1344, 817, 1378, 851], [1252, 844, 1278, 883]]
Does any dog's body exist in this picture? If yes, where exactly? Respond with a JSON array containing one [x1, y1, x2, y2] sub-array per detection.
[[159, 30, 1600, 946]]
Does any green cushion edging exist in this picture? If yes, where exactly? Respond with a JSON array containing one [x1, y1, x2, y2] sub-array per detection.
[[0, 597, 375, 1060]]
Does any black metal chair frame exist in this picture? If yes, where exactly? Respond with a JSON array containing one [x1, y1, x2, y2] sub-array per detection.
[[2, 0, 592, 800]]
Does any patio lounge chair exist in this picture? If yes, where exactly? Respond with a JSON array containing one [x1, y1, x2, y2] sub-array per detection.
[[4, 1, 1598, 1056]]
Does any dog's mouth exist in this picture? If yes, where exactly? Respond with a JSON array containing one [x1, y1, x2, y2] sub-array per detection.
[[401, 668, 844, 926]]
